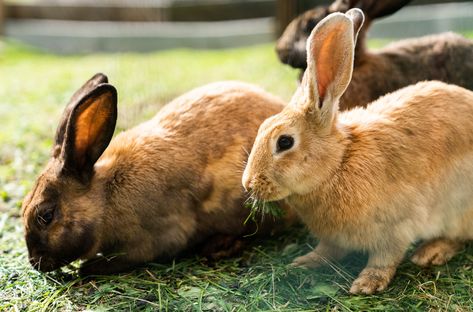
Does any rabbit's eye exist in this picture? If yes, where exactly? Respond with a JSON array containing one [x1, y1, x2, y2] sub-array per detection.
[[38, 209, 54, 226], [304, 19, 317, 34], [277, 135, 294, 152]]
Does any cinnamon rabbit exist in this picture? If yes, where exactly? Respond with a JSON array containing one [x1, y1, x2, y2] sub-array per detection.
[[244, 9, 473, 294], [22, 74, 293, 275]]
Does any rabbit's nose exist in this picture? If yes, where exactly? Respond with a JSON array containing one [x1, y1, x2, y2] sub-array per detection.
[[242, 179, 251, 192], [242, 174, 253, 193], [276, 46, 290, 64]]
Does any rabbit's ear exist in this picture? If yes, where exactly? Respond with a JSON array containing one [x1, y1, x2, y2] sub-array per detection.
[[330, 0, 412, 20], [55, 73, 109, 148], [60, 83, 118, 183], [346, 8, 365, 43], [301, 11, 356, 127]]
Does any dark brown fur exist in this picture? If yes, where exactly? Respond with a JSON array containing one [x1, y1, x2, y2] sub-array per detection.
[[22, 74, 295, 275], [276, 0, 473, 110]]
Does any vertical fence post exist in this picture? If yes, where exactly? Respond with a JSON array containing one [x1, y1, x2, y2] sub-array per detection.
[[275, 0, 294, 37], [275, 0, 301, 37], [0, 0, 4, 36]]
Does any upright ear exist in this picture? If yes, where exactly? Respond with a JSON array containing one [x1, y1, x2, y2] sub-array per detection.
[[55, 73, 109, 148], [300, 10, 359, 128], [57, 80, 117, 183], [330, 0, 411, 21], [346, 8, 365, 44]]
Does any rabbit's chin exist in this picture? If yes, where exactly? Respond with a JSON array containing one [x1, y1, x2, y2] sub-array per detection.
[[30, 256, 68, 273]]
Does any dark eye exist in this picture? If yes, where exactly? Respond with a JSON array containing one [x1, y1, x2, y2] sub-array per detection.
[[277, 135, 294, 152], [38, 209, 54, 226], [305, 19, 317, 34]]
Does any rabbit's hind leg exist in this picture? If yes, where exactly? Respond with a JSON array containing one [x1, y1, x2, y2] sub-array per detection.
[[411, 237, 464, 267]]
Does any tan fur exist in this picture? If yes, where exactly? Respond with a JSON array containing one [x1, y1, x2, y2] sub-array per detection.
[[22, 77, 295, 274], [411, 238, 464, 267], [244, 10, 473, 295], [276, 0, 473, 110], [200, 136, 247, 213]]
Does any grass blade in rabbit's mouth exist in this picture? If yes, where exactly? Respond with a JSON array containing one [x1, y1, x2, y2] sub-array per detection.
[[244, 197, 285, 224]]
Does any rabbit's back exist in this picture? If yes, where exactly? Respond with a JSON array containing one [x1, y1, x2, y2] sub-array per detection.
[[340, 33, 473, 110], [335, 81, 473, 242], [342, 81, 473, 176], [106, 81, 284, 172], [381, 32, 473, 90], [155, 81, 284, 149]]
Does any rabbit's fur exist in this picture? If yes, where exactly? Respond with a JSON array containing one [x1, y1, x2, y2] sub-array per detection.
[[276, 0, 473, 110], [276, 0, 413, 69], [243, 9, 473, 295], [22, 74, 294, 275]]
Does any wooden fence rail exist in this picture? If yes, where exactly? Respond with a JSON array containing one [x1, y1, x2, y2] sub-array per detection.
[[4, 1, 275, 22], [1, 0, 470, 41]]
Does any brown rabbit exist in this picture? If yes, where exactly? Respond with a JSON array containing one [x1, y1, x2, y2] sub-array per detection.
[[22, 73, 294, 275], [243, 9, 473, 295], [276, 0, 473, 110]]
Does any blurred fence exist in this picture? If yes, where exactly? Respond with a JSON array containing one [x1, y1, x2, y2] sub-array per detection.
[[276, 0, 473, 36], [0, 0, 4, 36], [0, 0, 276, 52], [0, 0, 472, 53], [3, 0, 274, 22]]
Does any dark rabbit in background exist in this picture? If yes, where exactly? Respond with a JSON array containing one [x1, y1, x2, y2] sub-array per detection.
[[22, 74, 295, 275], [276, 0, 473, 110]]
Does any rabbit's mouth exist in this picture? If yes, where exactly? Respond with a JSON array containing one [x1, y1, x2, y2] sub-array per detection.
[[243, 172, 290, 201], [30, 255, 64, 272], [254, 191, 289, 202], [247, 183, 289, 202], [277, 48, 307, 69]]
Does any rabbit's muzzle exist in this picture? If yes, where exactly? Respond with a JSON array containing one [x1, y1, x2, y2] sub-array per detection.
[[29, 254, 62, 272], [243, 174, 277, 201], [276, 46, 308, 70]]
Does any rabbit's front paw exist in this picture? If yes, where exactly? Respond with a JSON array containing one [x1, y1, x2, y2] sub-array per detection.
[[290, 251, 323, 269], [79, 255, 136, 276], [200, 234, 245, 260], [349, 267, 394, 295], [411, 238, 463, 267]]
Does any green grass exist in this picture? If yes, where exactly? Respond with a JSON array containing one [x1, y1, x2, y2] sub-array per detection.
[[1, 38, 473, 311]]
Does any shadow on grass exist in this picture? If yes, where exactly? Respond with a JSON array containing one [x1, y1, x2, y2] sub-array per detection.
[[8, 224, 470, 311]]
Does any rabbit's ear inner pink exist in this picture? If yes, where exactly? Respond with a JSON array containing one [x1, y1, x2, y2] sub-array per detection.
[[303, 12, 355, 125], [60, 84, 118, 183], [55, 73, 109, 148]]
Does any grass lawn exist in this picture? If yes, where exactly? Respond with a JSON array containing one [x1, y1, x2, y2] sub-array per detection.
[[1, 38, 473, 311]]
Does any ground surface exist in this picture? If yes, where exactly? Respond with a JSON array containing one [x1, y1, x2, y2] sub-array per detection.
[[1, 39, 473, 311]]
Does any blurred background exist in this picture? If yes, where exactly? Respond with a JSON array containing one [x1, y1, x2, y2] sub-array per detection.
[[0, 0, 472, 54]]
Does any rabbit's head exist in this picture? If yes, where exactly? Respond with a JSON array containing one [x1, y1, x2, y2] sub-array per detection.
[[276, 0, 411, 69], [244, 10, 363, 201], [276, 5, 329, 69], [22, 74, 117, 272]]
